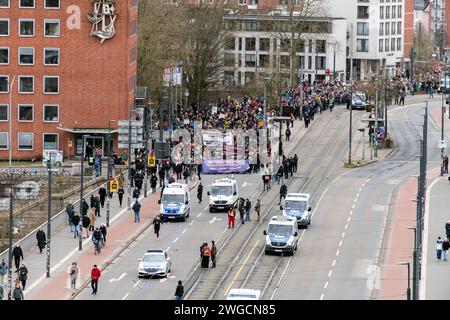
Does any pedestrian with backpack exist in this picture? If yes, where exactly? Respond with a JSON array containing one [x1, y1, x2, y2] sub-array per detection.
[[132, 200, 141, 223], [92, 228, 103, 255]]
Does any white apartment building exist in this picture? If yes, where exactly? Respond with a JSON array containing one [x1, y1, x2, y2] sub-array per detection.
[[221, 13, 347, 87], [430, 0, 447, 49], [324, 0, 405, 80]]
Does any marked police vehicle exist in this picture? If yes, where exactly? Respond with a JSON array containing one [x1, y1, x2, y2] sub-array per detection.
[[263, 216, 298, 255], [207, 178, 238, 212], [226, 288, 261, 300], [158, 183, 190, 221], [280, 193, 312, 228]]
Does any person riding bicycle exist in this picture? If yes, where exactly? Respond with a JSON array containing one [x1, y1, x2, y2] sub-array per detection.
[[92, 228, 104, 255]]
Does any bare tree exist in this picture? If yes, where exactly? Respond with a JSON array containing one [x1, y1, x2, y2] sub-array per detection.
[[413, 27, 438, 78]]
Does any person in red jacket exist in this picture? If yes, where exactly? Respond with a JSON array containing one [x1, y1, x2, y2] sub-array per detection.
[[91, 264, 101, 295], [228, 207, 236, 228]]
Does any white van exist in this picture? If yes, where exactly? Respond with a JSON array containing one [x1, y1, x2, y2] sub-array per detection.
[[226, 288, 261, 300], [263, 215, 298, 255], [281, 193, 311, 228], [158, 183, 190, 221], [207, 178, 238, 212]]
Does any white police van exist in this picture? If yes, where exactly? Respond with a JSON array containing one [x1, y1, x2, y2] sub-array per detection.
[[158, 183, 190, 221], [280, 193, 312, 228], [226, 288, 261, 300], [263, 216, 298, 255], [207, 178, 238, 212]]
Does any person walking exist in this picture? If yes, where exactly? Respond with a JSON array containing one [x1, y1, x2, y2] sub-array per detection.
[[244, 198, 251, 221], [82, 214, 91, 238], [132, 200, 141, 223], [133, 187, 140, 200], [153, 215, 162, 239], [12, 284, 24, 300], [277, 165, 284, 185], [12, 245, 23, 270], [66, 203, 75, 226], [36, 229, 46, 254], [285, 126, 291, 141], [92, 228, 103, 255], [98, 186, 107, 208], [88, 208, 96, 233], [293, 154, 298, 172], [255, 199, 261, 220], [436, 236, 443, 260], [0, 259, 8, 286], [197, 182, 203, 203], [90, 264, 101, 295], [201, 243, 211, 269], [90, 194, 96, 209], [99, 224, 107, 245], [81, 199, 89, 216], [150, 174, 157, 194], [182, 169, 190, 185], [239, 202, 245, 225], [118, 187, 124, 207], [94, 195, 101, 217], [279, 183, 288, 205], [444, 155, 449, 174], [0, 282, 3, 300], [17, 264, 28, 290], [70, 262, 79, 289], [211, 241, 218, 268], [175, 280, 184, 300], [443, 238, 450, 261], [228, 207, 236, 228], [71, 212, 81, 238]]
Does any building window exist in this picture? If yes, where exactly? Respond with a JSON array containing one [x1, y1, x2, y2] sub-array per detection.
[[385, 22, 390, 35], [280, 39, 290, 52], [356, 39, 368, 52], [280, 55, 290, 68], [18, 133, 33, 150], [19, 0, 34, 8], [0, 47, 8, 64], [245, 38, 256, 51], [238, 0, 246, 5], [379, 22, 384, 35], [259, 54, 269, 68], [316, 40, 326, 53], [357, 6, 369, 19], [44, 20, 60, 37], [43, 105, 59, 122], [0, 75, 7, 92], [259, 38, 270, 51], [398, 5, 402, 18], [391, 38, 395, 52], [397, 38, 401, 51], [0, 104, 7, 121], [43, 76, 59, 94], [19, 19, 34, 37], [245, 54, 256, 67], [225, 37, 235, 50], [45, 0, 59, 8], [0, 19, 9, 36], [391, 22, 396, 34], [357, 22, 369, 35], [43, 133, 58, 150], [386, 6, 390, 18], [307, 56, 312, 69], [397, 21, 401, 34], [296, 40, 305, 52], [315, 56, 326, 70], [129, 19, 137, 37], [380, 6, 384, 19], [0, 0, 10, 8], [19, 47, 34, 65], [385, 39, 389, 52], [392, 5, 396, 18], [0, 132, 7, 150], [18, 76, 34, 94], [379, 39, 383, 52], [44, 48, 59, 65], [18, 104, 33, 122], [224, 53, 235, 67]]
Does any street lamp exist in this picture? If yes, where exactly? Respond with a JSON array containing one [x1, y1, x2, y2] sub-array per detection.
[[79, 134, 95, 250], [398, 262, 411, 300], [46, 152, 54, 278], [127, 109, 140, 210], [106, 120, 117, 227], [358, 128, 365, 160], [7, 75, 16, 300], [405, 226, 419, 300]]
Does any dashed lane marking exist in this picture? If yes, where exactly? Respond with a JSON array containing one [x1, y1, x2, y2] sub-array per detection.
[[121, 292, 130, 300], [320, 294, 325, 300], [342, 232, 346, 238], [332, 260, 336, 267], [173, 237, 180, 243], [339, 241, 343, 247], [133, 280, 141, 288], [328, 270, 332, 277], [336, 250, 340, 257], [324, 282, 328, 289], [166, 246, 171, 251], [182, 229, 187, 234]]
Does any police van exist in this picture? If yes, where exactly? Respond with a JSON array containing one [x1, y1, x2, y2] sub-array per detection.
[[280, 193, 312, 228], [263, 216, 298, 255], [207, 178, 238, 212], [158, 183, 190, 221]]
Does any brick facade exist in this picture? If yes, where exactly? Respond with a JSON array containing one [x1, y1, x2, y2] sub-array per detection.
[[0, 0, 137, 160]]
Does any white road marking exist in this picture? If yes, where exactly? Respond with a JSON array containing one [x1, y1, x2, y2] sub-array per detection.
[[352, 204, 356, 209], [166, 246, 171, 251], [182, 228, 187, 234], [242, 182, 253, 187], [160, 278, 168, 284], [421, 177, 440, 300], [356, 193, 360, 198], [209, 217, 218, 224], [347, 217, 351, 222], [324, 281, 328, 289], [344, 224, 348, 230], [336, 250, 340, 257], [339, 241, 343, 247], [358, 187, 363, 192], [203, 207, 208, 211], [332, 260, 336, 267], [342, 232, 346, 238], [197, 213, 202, 217], [320, 294, 325, 300], [121, 292, 130, 300], [366, 179, 370, 183], [349, 210, 353, 215], [133, 280, 141, 288], [328, 270, 332, 277], [189, 221, 195, 226], [353, 199, 358, 204], [173, 237, 180, 243], [109, 272, 127, 283]]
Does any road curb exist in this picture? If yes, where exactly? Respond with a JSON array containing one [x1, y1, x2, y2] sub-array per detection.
[[68, 179, 199, 300]]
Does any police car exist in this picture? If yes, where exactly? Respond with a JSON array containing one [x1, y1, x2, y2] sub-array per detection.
[[263, 216, 298, 255], [280, 193, 312, 228], [158, 183, 190, 221]]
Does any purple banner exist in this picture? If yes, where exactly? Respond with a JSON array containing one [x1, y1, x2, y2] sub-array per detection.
[[202, 160, 250, 174]]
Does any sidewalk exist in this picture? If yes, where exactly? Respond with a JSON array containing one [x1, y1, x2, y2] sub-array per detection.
[[1, 173, 197, 300]]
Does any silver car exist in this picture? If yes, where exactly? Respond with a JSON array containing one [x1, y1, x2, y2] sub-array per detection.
[[138, 249, 172, 278]]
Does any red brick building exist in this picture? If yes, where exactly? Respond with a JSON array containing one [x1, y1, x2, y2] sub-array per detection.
[[0, 0, 137, 160]]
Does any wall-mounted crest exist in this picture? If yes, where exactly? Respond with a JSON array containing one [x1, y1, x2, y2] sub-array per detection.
[[87, 0, 117, 43]]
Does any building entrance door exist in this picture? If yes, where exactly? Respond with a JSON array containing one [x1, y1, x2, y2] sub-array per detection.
[[85, 136, 104, 156]]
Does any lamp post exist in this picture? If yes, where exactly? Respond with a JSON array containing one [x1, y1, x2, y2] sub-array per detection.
[[405, 225, 418, 300], [7, 75, 16, 300], [358, 128, 365, 160], [348, 81, 353, 165], [398, 262, 411, 300], [127, 109, 139, 210], [79, 135, 95, 250], [106, 120, 117, 227], [46, 153, 53, 278], [441, 86, 445, 176]]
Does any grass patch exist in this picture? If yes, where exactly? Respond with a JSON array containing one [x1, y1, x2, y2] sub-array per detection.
[[0, 161, 38, 167]]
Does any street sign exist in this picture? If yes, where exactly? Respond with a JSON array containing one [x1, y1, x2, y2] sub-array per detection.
[[154, 142, 171, 160], [148, 155, 156, 167], [118, 128, 143, 134], [118, 143, 144, 149], [118, 120, 143, 127], [118, 135, 144, 142], [110, 179, 119, 193], [439, 140, 447, 149]]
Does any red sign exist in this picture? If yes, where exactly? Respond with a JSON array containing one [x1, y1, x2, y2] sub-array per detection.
[[325, 69, 331, 75]]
